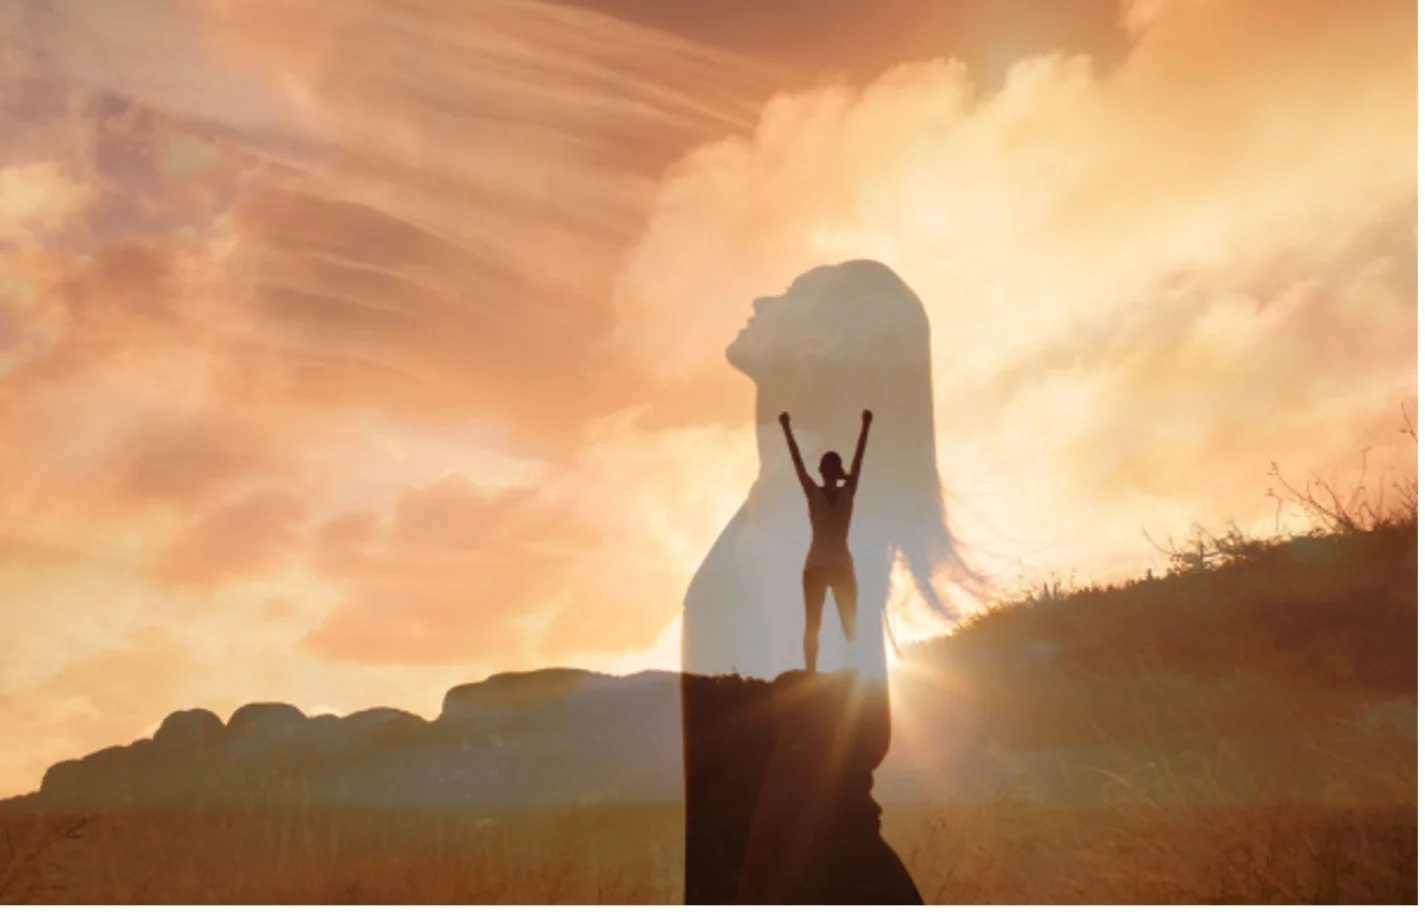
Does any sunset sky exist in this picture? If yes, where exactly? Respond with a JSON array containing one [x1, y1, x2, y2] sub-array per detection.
[[0, 0, 1416, 797]]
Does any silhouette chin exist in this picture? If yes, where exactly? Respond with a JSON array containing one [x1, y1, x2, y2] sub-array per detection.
[[727, 334, 794, 384], [725, 335, 758, 377]]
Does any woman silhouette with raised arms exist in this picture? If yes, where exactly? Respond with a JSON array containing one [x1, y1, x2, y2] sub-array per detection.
[[682, 259, 975, 683], [778, 408, 872, 673]]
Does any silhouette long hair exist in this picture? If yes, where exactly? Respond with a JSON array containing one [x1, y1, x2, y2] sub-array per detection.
[[684, 258, 978, 678], [780, 260, 976, 627]]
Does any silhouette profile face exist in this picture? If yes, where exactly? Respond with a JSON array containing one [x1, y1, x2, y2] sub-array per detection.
[[725, 266, 840, 378]]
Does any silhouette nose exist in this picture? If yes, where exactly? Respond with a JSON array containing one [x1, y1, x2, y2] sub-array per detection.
[[752, 297, 773, 316]]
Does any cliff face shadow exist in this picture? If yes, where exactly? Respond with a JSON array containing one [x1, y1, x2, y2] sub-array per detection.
[[682, 670, 920, 905]]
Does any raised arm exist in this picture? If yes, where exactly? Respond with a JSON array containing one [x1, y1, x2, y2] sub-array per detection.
[[847, 409, 873, 489], [778, 412, 814, 492]]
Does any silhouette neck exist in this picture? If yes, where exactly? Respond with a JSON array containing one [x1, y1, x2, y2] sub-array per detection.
[[754, 378, 849, 490]]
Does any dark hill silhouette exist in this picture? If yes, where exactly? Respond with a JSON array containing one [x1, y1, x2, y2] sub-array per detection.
[[443, 667, 613, 715], [33, 669, 683, 811], [9, 520, 1415, 816], [153, 708, 223, 745], [30, 668, 935, 823]]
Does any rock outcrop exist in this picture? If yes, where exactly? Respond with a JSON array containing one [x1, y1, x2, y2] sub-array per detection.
[[682, 670, 921, 905], [33, 671, 683, 810], [17, 665, 1400, 819], [152, 708, 224, 746]]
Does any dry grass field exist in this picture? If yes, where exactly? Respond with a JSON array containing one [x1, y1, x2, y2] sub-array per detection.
[[0, 800, 1415, 904]]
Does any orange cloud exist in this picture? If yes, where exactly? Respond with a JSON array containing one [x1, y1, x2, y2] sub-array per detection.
[[302, 418, 752, 664], [300, 473, 601, 664], [157, 491, 308, 588], [0, 163, 93, 246]]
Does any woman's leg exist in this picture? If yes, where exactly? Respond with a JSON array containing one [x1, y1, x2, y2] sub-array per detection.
[[831, 573, 858, 645], [802, 566, 828, 673]]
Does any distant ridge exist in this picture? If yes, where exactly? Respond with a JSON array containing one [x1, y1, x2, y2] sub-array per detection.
[[6, 523, 1416, 813], [23, 668, 682, 811]]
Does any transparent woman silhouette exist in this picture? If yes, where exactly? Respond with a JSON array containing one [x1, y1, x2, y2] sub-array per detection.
[[682, 259, 974, 682], [679, 260, 977, 903], [778, 408, 873, 673]]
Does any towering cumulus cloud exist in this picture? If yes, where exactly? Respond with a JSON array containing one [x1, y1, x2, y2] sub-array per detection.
[[614, 0, 1416, 597]]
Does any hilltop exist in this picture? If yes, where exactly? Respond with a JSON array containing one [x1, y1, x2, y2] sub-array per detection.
[[908, 506, 1414, 803], [917, 519, 1416, 694], [2, 506, 1413, 814]]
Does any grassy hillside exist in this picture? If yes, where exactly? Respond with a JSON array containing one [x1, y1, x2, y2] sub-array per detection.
[[898, 462, 1416, 754], [873, 467, 1419, 815], [913, 519, 1415, 694]]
